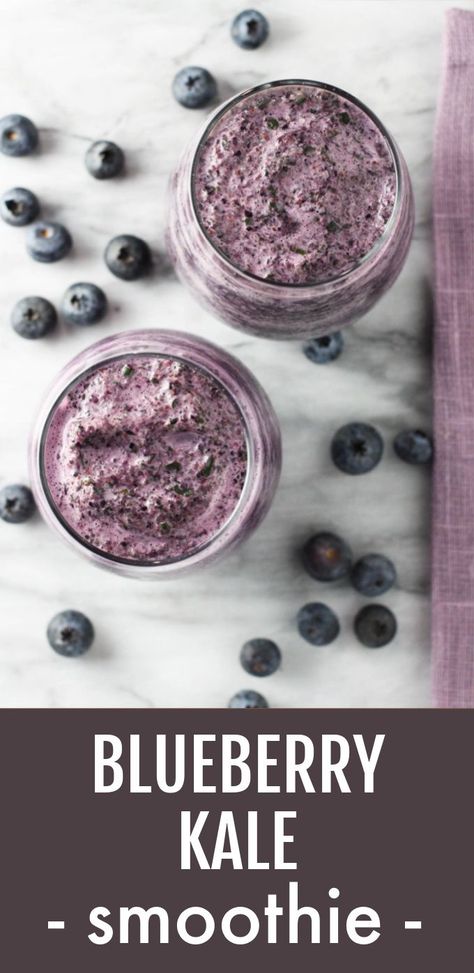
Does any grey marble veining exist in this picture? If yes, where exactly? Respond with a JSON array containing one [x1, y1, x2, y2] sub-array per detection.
[[0, 0, 466, 708]]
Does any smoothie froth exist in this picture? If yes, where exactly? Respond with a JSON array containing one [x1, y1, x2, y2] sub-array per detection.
[[194, 83, 397, 285], [43, 355, 248, 562]]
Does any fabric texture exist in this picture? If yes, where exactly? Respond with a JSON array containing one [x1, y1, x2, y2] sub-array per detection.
[[432, 8, 474, 707]]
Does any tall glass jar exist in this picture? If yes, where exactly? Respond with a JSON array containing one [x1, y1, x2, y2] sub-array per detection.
[[29, 330, 281, 578], [167, 79, 414, 339]]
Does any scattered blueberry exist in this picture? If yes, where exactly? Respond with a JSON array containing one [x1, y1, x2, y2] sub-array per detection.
[[47, 609, 94, 657], [228, 689, 269, 708], [26, 221, 72, 263], [303, 331, 344, 364], [354, 604, 397, 648], [351, 553, 396, 598], [172, 66, 217, 109], [0, 114, 38, 157], [331, 422, 384, 475], [393, 429, 433, 465], [302, 530, 352, 582], [85, 140, 124, 180], [11, 296, 57, 339], [104, 233, 150, 280], [62, 282, 107, 326], [297, 602, 340, 646], [240, 638, 281, 677], [1, 187, 39, 227], [231, 9, 269, 49], [0, 484, 35, 524]]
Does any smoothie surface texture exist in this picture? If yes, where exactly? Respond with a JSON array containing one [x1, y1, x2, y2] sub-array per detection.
[[194, 83, 396, 284], [43, 355, 248, 562]]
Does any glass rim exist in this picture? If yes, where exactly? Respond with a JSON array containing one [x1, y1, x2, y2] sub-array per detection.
[[37, 345, 256, 570], [189, 78, 403, 290]]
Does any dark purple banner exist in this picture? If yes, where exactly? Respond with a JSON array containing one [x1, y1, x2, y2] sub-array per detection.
[[0, 709, 471, 971]]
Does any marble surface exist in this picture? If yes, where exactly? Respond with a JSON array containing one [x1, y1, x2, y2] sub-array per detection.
[[0, 0, 466, 709]]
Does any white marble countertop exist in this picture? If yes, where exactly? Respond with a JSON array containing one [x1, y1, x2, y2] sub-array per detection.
[[0, 0, 467, 708]]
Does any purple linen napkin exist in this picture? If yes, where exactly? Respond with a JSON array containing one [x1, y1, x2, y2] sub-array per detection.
[[432, 8, 474, 707]]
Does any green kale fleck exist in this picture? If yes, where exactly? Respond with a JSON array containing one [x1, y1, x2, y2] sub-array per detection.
[[160, 521, 171, 534], [199, 455, 215, 478], [327, 220, 339, 233], [266, 117, 279, 130], [173, 484, 192, 496], [121, 364, 134, 378], [165, 461, 181, 473], [339, 111, 351, 124], [290, 246, 307, 255]]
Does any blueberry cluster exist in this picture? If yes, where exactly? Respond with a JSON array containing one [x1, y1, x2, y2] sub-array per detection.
[[0, 114, 151, 339], [299, 531, 397, 649], [303, 333, 433, 469], [229, 534, 399, 708], [331, 422, 432, 474], [172, 9, 269, 110]]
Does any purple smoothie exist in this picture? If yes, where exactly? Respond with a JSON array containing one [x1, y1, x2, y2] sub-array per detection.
[[43, 355, 248, 562], [194, 83, 397, 285]]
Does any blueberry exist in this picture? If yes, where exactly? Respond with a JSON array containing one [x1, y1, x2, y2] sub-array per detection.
[[62, 282, 107, 326], [231, 9, 269, 49], [0, 114, 38, 157], [393, 429, 433, 465], [0, 484, 35, 523], [304, 331, 344, 364], [47, 610, 94, 657], [354, 604, 397, 648], [331, 422, 384, 475], [297, 602, 340, 646], [172, 66, 217, 109], [1, 187, 39, 227], [104, 234, 150, 280], [240, 638, 281, 677], [302, 531, 352, 582], [85, 140, 124, 180], [351, 553, 396, 597], [228, 689, 269, 708], [26, 221, 72, 263], [11, 296, 57, 339]]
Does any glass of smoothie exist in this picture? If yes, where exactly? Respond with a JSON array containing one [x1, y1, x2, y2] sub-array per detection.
[[167, 79, 414, 339], [29, 330, 281, 578]]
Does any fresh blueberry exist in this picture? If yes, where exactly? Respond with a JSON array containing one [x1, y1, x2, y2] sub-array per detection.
[[240, 638, 281, 677], [172, 66, 217, 109], [85, 140, 124, 180], [354, 604, 397, 648], [62, 282, 107, 326], [297, 602, 340, 646], [228, 689, 269, 708], [231, 9, 269, 49], [393, 429, 433, 465], [11, 296, 57, 339], [104, 234, 150, 280], [0, 484, 35, 524], [47, 610, 94, 657], [26, 221, 72, 263], [303, 331, 344, 364], [0, 114, 38, 156], [1, 187, 39, 227], [351, 553, 396, 597], [302, 531, 352, 582], [331, 422, 384, 475]]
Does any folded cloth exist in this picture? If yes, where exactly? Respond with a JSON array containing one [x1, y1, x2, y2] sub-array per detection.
[[432, 8, 474, 707]]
